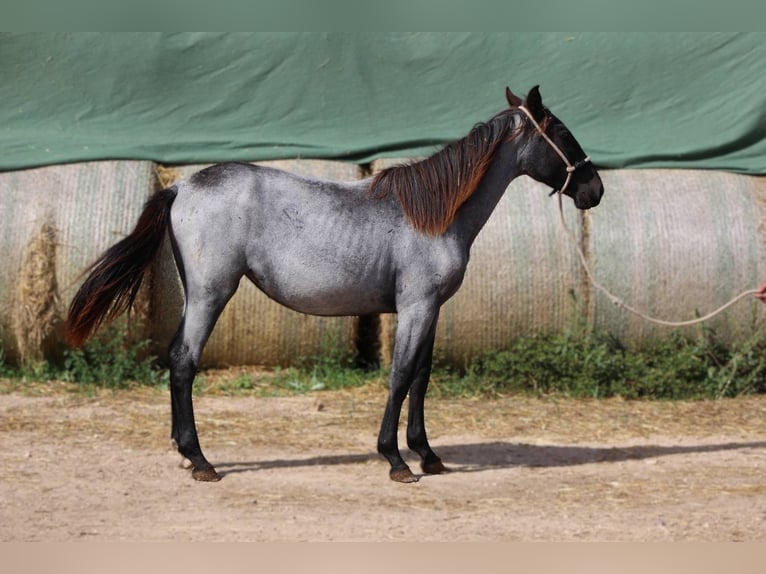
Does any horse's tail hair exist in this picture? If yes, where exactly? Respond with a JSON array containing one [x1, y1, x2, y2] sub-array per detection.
[[65, 187, 178, 347]]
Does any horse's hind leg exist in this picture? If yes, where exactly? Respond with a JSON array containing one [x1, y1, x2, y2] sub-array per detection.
[[168, 275, 239, 482]]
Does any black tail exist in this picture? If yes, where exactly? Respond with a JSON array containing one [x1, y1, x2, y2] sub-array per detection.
[[65, 187, 178, 347]]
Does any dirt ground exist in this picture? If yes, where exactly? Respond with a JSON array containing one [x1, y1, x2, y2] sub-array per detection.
[[2, 380, 766, 541]]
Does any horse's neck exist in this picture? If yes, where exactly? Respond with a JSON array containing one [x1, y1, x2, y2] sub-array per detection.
[[453, 139, 522, 246]]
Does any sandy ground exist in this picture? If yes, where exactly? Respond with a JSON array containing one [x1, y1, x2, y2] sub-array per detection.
[[2, 383, 766, 541]]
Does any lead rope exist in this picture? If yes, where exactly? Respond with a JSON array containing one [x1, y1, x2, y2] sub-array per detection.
[[518, 105, 760, 328]]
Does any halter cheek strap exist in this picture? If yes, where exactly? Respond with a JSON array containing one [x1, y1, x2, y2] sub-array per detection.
[[517, 105, 591, 196]]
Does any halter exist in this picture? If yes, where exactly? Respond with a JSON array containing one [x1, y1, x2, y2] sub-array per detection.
[[517, 105, 591, 196]]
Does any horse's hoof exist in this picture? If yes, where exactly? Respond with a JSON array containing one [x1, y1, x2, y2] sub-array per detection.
[[192, 467, 222, 482], [390, 467, 420, 483], [422, 460, 450, 475]]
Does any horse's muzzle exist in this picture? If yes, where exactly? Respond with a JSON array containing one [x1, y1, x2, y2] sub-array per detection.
[[573, 182, 604, 210]]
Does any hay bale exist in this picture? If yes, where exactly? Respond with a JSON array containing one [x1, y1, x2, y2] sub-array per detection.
[[11, 220, 61, 365], [151, 160, 363, 367], [371, 158, 586, 367], [588, 169, 766, 345], [0, 161, 156, 364]]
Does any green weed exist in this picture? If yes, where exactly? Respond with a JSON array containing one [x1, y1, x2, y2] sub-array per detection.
[[436, 327, 766, 400], [59, 325, 165, 389], [269, 337, 385, 395]]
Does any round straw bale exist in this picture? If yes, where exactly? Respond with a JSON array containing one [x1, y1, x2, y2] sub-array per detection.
[[0, 161, 155, 364], [588, 169, 766, 346], [151, 160, 362, 367]]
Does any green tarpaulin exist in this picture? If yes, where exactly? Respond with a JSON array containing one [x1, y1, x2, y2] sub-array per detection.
[[2, 32, 764, 173]]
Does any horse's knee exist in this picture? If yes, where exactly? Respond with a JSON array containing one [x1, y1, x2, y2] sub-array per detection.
[[169, 336, 193, 367]]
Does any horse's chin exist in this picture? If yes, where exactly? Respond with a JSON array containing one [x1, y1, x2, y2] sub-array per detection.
[[574, 197, 598, 210]]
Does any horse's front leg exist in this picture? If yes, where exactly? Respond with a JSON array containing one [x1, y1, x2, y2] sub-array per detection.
[[406, 314, 449, 475], [377, 303, 439, 483]]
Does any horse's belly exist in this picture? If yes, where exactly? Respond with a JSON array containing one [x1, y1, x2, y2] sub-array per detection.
[[246, 203, 398, 315], [247, 260, 395, 317]]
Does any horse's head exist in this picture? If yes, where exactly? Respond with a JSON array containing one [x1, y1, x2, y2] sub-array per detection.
[[507, 86, 603, 210]]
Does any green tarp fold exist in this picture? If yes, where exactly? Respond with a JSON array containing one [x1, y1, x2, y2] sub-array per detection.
[[2, 33, 764, 173]]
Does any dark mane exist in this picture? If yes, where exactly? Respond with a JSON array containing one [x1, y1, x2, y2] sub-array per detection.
[[370, 109, 521, 235]]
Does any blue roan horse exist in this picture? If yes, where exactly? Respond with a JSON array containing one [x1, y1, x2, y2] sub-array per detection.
[[66, 86, 603, 483]]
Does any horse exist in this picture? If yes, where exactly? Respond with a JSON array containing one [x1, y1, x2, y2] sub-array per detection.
[[65, 86, 603, 483]]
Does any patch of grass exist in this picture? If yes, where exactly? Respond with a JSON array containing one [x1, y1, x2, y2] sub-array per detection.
[[207, 321, 766, 401], [435, 326, 766, 400], [0, 325, 166, 390], [260, 328, 384, 395], [194, 329, 388, 397], [59, 325, 166, 389], [268, 363, 385, 396], [3, 318, 766, 400], [196, 363, 387, 398], [277, 343, 363, 391]]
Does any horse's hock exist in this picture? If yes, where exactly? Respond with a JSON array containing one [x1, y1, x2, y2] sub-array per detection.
[[1, 161, 765, 366]]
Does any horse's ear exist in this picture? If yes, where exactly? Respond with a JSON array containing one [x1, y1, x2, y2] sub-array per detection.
[[505, 86, 523, 108], [525, 85, 545, 121]]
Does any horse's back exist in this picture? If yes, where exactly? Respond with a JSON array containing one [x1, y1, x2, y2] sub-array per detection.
[[177, 161, 369, 207]]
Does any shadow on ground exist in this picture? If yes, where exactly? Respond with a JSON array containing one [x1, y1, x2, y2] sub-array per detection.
[[214, 440, 766, 478]]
